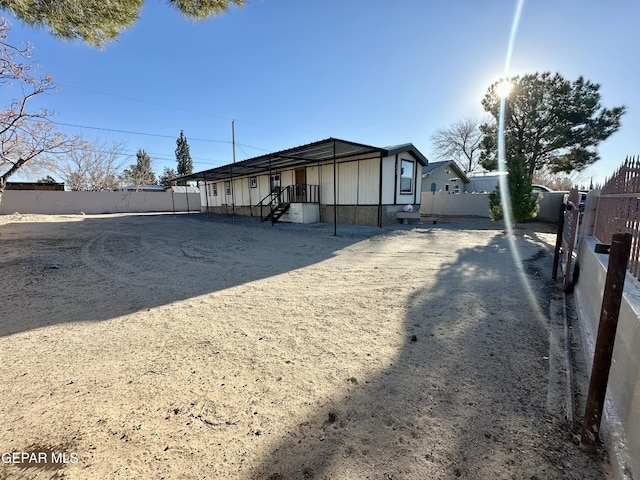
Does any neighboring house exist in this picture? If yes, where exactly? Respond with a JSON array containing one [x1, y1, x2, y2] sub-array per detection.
[[118, 185, 167, 192], [168, 186, 200, 194], [5, 181, 65, 191], [421, 161, 470, 194], [177, 138, 428, 226], [465, 172, 508, 193]]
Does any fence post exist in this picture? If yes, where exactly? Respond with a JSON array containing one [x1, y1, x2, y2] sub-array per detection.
[[552, 202, 565, 280], [581, 232, 632, 447]]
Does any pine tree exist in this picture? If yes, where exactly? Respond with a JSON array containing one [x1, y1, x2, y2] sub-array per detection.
[[175, 130, 193, 185], [480, 72, 625, 176], [121, 149, 156, 188], [1, 0, 245, 47], [159, 167, 178, 187], [488, 155, 539, 224]]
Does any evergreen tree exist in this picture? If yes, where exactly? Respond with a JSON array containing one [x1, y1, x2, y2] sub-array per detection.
[[1, 0, 244, 47], [488, 156, 539, 224], [159, 167, 178, 187], [175, 130, 193, 185], [121, 149, 156, 188], [480, 72, 625, 176]]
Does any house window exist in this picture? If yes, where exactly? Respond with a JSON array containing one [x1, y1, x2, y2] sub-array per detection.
[[270, 173, 281, 192], [430, 182, 437, 192], [250, 176, 257, 188], [210, 183, 217, 196], [225, 181, 231, 195], [400, 159, 414, 195]]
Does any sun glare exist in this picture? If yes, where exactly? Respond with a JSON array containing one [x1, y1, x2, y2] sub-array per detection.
[[496, 79, 513, 98]]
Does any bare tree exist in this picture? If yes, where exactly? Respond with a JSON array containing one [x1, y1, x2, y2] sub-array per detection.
[[47, 137, 127, 191], [430, 117, 483, 173], [0, 17, 78, 200]]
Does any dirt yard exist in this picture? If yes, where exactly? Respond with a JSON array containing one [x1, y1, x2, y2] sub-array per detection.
[[0, 213, 609, 479]]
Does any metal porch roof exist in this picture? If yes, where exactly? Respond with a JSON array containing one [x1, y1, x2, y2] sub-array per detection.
[[174, 137, 428, 184], [175, 138, 385, 183]]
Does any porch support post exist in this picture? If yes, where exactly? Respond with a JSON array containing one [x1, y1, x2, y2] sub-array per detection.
[[333, 139, 337, 236], [185, 182, 190, 214], [268, 157, 273, 224], [230, 164, 236, 219], [378, 151, 384, 228], [248, 176, 253, 217], [317, 160, 321, 205], [204, 171, 210, 217]]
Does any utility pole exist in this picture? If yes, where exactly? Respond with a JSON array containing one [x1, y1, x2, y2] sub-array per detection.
[[232, 120, 236, 164]]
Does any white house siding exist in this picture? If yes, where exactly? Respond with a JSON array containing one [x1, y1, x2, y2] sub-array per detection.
[[358, 158, 380, 204], [246, 177, 255, 206], [236, 178, 249, 205], [307, 166, 319, 186], [381, 156, 396, 204], [318, 156, 382, 206], [281, 170, 294, 189], [199, 184, 207, 207], [223, 181, 233, 206], [202, 182, 221, 208], [380, 155, 421, 206], [338, 161, 358, 204], [201, 150, 421, 216], [258, 176, 270, 203], [213, 182, 222, 207], [320, 163, 334, 205]]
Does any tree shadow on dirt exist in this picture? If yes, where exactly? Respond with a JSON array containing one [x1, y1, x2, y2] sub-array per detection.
[[0, 214, 374, 337], [250, 229, 607, 479]]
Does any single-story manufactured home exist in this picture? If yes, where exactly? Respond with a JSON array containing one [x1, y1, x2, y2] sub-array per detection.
[[177, 138, 428, 227]]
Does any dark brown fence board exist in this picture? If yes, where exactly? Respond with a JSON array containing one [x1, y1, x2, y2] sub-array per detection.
[[595, 156, 640, 279], [562, 188, 580, 291]]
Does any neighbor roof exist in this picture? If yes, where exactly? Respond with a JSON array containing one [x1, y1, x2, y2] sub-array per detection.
[[174, 137, 427, 183], [422, 160, 470, 183]]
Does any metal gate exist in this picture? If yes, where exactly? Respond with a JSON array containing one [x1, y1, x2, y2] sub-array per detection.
[[560, 188, 580, 291]]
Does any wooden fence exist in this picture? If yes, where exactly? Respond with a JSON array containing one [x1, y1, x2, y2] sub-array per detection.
[[593, 156, 640, 279]]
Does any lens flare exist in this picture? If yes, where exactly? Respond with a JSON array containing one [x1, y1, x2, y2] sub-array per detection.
[[496, 79, 513, 98], [498, 0, 547, 322]]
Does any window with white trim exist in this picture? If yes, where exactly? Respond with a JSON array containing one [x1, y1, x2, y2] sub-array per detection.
[[400, 159, 414, 195]]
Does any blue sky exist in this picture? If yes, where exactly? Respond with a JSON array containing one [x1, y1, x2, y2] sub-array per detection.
[[1, 0, 638, 186]]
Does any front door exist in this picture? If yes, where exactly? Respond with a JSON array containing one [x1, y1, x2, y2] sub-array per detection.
[[270, 173, 281, 192], [294, 168, 306, 202]]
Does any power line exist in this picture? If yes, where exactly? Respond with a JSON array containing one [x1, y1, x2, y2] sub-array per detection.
[[50, 120, 272, 156], [50, 121, 232, 144], [66, 145, 228, 168], [56, 83, 308, 144], [58, 83, 235, 121]]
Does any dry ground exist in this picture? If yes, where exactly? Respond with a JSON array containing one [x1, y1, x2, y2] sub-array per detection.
[[0, 213, 609, 479]]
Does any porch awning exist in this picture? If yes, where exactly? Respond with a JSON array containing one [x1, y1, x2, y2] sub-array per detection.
[[173, 137, 427, 184]]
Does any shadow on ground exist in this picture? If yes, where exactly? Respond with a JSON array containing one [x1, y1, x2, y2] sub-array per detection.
[[0, 214, 374, 337], [249, 229, 608, 479]]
